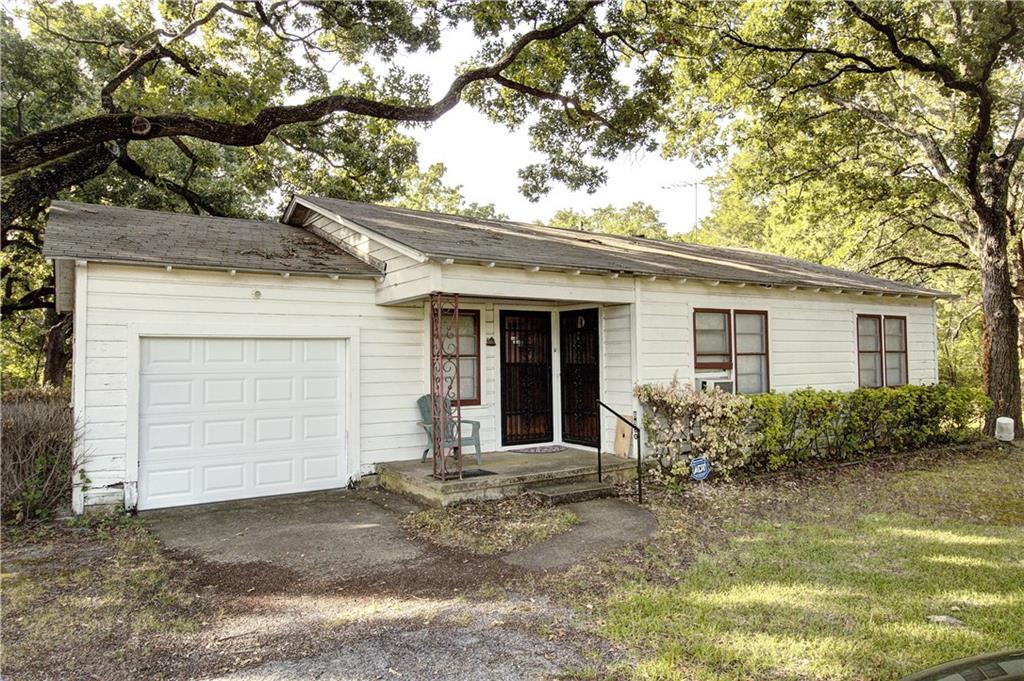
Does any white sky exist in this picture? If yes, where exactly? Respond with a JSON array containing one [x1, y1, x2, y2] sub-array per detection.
[[393, 27, 713, 234]]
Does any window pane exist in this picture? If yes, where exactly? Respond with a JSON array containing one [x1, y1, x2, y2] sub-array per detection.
[[458, 315, 477, 355], [859, 352, 882, 387], [736, 355, 767, 394], [696, 329, 729, 354], [857, 317, 880, 351], [885, 353, 907, 387], [458, 357, 478, 399], [735, 313, 765, 353], [697, 354, 730, 365], [442, 357, 479, 401], [884, 318, 906, 351], [695, 311, 727, 331]]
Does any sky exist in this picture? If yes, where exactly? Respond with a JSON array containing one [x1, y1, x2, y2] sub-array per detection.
[[392, 26, 714, 235]]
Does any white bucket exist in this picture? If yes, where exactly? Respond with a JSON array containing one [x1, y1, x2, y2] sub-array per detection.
[[995, 417, 1015, 442]]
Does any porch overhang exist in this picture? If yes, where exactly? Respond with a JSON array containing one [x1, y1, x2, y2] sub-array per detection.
[[376, 259, 637, 305]]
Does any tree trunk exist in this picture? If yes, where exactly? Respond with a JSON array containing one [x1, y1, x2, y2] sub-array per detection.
[[977, 212, 1023, 435], [42, 310, 72, 387]]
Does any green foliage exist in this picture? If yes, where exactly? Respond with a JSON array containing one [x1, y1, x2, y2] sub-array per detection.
[[1, 386, 77, 521], [655, 1, 1024, 400], [390, 163, 506, 219], [635, 377, 756, 480], [749, 384, 991, 471], [635, 380, 990, 481], [549, 201, 668, 239]]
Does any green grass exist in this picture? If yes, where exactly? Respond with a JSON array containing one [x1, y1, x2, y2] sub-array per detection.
[[591, 445, 1024, 681], [1, 513, 205, 679]]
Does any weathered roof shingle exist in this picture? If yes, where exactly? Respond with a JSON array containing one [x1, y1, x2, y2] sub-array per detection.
[[43, 201, 380, 276], [294, 197, 950, 297]]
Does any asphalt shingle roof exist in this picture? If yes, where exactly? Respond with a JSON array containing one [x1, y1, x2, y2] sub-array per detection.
[[43, 202, 380, 277], [294, 196, 951, 298]]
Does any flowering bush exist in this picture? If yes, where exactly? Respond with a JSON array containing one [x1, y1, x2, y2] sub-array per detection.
[[635, 378, 990, 483], [634, 376, 755, 480]]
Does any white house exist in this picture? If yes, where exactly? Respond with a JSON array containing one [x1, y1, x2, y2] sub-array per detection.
[[43, 199, 950, 512]]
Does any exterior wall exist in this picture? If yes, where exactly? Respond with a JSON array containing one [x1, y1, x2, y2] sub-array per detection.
[[600, 303, 635, 450], [633, 279, 939, 392], [72, 262, 427, 510], [68, 251, 941, 511]]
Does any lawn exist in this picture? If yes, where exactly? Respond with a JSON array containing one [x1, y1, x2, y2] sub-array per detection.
[[586, 443, 1024, 681]]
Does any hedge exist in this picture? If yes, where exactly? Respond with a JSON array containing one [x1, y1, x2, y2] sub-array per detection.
[[635, 380, 991, 480], [1, 386, 78, 521]]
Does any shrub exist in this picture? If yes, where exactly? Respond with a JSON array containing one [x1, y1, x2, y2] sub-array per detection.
[[1, 386, 78, 522], [635, 379, 992, 482], [748, 384, 991, 471], [635, 376, 755, 480]]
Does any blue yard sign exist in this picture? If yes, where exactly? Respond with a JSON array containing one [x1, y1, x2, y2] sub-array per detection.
[[690, 457, 711, 481]]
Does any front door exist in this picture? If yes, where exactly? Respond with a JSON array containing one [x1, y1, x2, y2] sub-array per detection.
[[560, 308, 600, 447], [500, 310, 553, 446]]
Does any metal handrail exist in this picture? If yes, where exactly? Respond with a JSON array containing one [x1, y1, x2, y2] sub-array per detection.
[[596, 400, 644, 504]]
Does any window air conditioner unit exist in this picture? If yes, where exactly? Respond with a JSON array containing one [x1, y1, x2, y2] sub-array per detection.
[[695, 373, 735, 394]]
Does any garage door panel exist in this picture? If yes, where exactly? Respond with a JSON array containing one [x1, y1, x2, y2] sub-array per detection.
[[138, 337, 347, 510]]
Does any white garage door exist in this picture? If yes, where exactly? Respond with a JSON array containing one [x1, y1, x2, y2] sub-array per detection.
[[138, 337, 347, 510]]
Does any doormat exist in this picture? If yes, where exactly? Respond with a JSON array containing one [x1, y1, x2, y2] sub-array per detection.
[[430, 469, 496, 481], [511, 445, 567, 454]]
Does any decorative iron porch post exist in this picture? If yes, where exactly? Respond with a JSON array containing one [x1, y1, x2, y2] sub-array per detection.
[[429, 292, 463, 480]]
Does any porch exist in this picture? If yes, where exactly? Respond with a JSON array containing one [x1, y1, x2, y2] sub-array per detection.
[[377, 448, 636, 507]]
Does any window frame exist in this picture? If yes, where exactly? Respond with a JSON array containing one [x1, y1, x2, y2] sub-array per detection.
[[857, 313, 908, 388], [856, 314, 883, 388], [445, 308, 481, 406], [882, 315, 908, 388], [733, 309, 770, 394], [693, 308, 733, 370]]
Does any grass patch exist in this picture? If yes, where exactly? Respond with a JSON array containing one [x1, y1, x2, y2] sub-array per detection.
[[544, 443, 1024, 681], [602, 513, 1024, 680], [402, 494, 579, 555], [1, 513, 205, 680]]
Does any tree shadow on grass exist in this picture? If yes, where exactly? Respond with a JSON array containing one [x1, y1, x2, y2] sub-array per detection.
[[602, 514, 1024, 681]]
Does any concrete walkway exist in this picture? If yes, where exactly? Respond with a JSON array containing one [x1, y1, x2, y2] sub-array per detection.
[[502, 498, 658, 570]]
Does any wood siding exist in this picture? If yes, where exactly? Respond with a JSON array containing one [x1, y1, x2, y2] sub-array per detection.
[[74, 262, 427, 510], [634, 280, 938, 391]]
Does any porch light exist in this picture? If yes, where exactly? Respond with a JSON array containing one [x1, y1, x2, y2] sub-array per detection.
[[486, 336, 496, 347]]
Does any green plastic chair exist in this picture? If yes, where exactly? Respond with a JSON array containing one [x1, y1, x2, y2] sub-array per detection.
[[416, 394, 482, 465]]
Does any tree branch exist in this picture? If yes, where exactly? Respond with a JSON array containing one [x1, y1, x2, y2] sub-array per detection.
[[1, 286, 55, 315], [869, 255, 971, 271], [2, 1, 602, 175], [1, 144, 119, 231], [115, 145, 226, 216]]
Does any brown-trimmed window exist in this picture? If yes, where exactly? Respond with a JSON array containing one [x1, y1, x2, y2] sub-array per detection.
[[734, 311, 769, 394], [441, 309, 481, 405], [857, 314, 908, 387], [694, 309, 732, 369], [884, 316, 908, 387]]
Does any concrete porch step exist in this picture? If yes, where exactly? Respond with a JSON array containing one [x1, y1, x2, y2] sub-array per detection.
[[528, 480, 617, 505]]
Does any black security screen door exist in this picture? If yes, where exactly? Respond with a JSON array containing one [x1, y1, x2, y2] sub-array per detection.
[[500, 310, 553, 446], [560, 308, 600, 447]]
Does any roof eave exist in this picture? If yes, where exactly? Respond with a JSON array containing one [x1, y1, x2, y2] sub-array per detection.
[[428, 255, 953, 299], [44, 255, 382, 279]]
